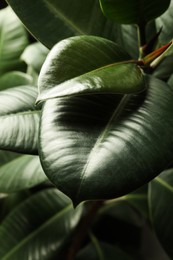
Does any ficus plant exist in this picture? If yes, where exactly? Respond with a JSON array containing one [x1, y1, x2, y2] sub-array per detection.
[[1, 0, 173, 259]]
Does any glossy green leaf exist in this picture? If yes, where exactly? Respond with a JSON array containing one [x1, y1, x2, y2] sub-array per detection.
[[167, 72, 173, 88], [0, 7, 28, 76], [0, 150, 20, 164], [39, 77, 173, 204], [117, 24, 139, 59], [0, 71, 33, 91], [0, 188, 82, 259], [0, 85, 40, 154], [99, 0, 171, 24], [21, 42, 49, 73], [149, 169, 173, 258], [0, 191, 29, 223], [0, 155, 47, 193], [37, 36, 145, 103], [6, 0, 120, 49], [153, 54, 173, 80], [156, 4, 173, 44]]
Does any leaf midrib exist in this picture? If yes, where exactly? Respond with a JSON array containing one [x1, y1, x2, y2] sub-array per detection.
[[44, 0, 84, 35], [155, 177, 173, 192], [76, 94, 131, 201], [89, 232, 104, 260], [38, 60, 134, 102], [1, 204, 72, 259], [0, 110, 40, 118]]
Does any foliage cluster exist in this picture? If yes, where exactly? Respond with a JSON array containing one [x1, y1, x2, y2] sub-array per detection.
[[0, 0, 173, 259]]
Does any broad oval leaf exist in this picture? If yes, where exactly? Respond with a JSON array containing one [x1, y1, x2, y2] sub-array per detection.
[[37, 36, 145, 102], [6, 0, 120, 49], [0, 188, 82, 259], [0, 155, 47, 193], [99, 0, 171, 24], [39, 77, 173, 205], [0, 85, 39, 154], [0, 7, 28, 76], [149, 169, 173, 258]]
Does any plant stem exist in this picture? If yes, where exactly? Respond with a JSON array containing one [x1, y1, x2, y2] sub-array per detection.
[[65, 200, 104, 260]]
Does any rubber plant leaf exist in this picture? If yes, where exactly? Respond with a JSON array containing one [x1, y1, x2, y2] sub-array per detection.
[[38, 77, 173, 205], [6, 0, 120, 49], [37, 35, 146, 103], [99, 0, 171, 24], [0, 85, 40, 154]]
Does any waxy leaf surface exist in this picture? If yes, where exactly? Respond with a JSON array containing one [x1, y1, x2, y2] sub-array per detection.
[[6, 0, 120, 48], [0, 7, 28, 76], [0, 189, 82, 259], [0, 155, 47, 193], [37, 35, 145, 103], [39, 77, 173, 204], [156, 3, 173, 44], [0, 85, 39, 154], [99, 0, 171, 24]]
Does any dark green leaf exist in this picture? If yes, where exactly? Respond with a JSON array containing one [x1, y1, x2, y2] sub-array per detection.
[[99, 200, 145, 227], [39, 77, 173, 204], [0, 155, 47, 193], [21, 42, 49, 73], [124, 186, 149, 219], [167, 72, 173, 88], [0, 7, 28, 76], [75, 240, 133, 260], [149, 169, 173, 258], [153, 54, 173, 80], [0, 188, 82, 259], [6, 0, 120, 49], [117, 24, 139, 59], [156, 4, 173, 44], [0, 71, 33, 91], [0, 86, 39, 154], [99, 0, 171, 24], [37, 36, 145, 102], [0, 191, 30, 223], [0, 150, 20, 164]]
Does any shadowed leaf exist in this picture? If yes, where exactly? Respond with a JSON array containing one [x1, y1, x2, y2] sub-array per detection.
[[39, 77, 173, 205], [99, 0, 171, 24]]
